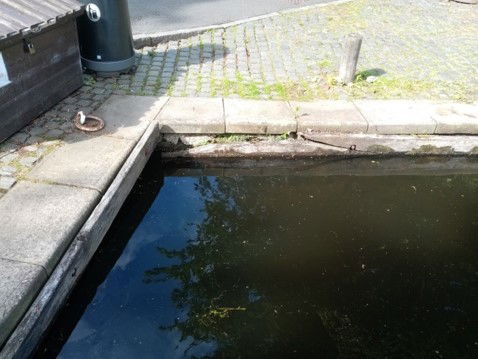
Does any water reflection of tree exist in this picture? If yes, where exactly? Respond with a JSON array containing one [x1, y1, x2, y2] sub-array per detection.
[[145, 175, 478, 358]]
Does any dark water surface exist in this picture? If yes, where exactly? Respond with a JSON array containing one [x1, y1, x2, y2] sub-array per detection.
[[36, 156, 478, 358]]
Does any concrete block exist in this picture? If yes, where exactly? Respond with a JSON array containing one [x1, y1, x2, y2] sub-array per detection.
[[432, 103, 478, 134], [0, 176, 16, 191], [27, 136, 135, 192], [157, 97, 225, 134], [92, 95, 169, 139], [179, 135, 213, 146], [293, 100, 367, 133], [0, 259, 47, 346], [0, 166, 16, 176], [0, 181, 99, 273], [0, 152, 19, 164], [225, 99, 296, 134], [354, 100, 436, 135], [18, 156, 38, 168]]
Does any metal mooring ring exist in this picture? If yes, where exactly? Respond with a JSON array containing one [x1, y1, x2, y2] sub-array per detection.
[[74, 113, 105, 132]]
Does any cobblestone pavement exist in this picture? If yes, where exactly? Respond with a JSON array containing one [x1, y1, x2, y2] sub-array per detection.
[[1, 0, 477, 198], [130, 0, 478, 101]]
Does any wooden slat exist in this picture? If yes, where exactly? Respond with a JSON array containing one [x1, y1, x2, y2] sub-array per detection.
[[13, 0, 58, 19], [0, 0, 83, 41], [0, 60, 82, 143], [0, 22, 82, 142]]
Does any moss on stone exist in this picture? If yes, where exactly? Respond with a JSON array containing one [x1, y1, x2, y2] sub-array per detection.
[[469, 147, 478, 155], [366, 145, 395, 154], [409, 145, 455, 155]]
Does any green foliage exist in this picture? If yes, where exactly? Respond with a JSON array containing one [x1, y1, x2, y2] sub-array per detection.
[[318, 58, 332, 69], [212, 134, 253, 143], [278, 132, 290, 140], [346, 73, 434, 99], [83, 75, 96, 86]]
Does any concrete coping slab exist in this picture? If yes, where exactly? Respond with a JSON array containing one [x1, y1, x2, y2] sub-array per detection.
[[224, 98, 296, 134], [432, 103, 478, 134], [157, 97, 225, 134], [154, 97, 478, 136], [292, 100, 368, 134], [26, 135, 136, 193], [0, 121, 161, 358], [0, 259, 47, 346], [0, 181, 100, 274], [92, 95, 169, 140], [0, 94, 167, 350], [353, 100, 437, 135]]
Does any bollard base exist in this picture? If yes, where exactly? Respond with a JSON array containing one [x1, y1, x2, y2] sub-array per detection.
[[81, 56, 136, 74]]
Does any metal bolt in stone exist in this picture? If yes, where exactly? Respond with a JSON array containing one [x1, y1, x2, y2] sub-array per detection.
[[338, 33, 363, 84]]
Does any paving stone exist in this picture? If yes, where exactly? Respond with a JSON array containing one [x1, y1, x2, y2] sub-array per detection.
[[62, 97, 77, 105], [294, 100, 368, 134], [22, 145, 38, 152], [27, 135, 135, 193], [25, 136, 42, 146], [19, 156, 38, 168], [60, 122, 74, 132], [432, 103, 478, 134], [225, 99, 296, 134], [0, 152, 19, 164], [112, 89, 128, 95], [28, 127, 47, 136], [0, 166, 16, 176], [77, 99, 92, 107], [35, 148, 46, 156], [92, 95, 169, 139], [157, 97, 225, 134], [0, 181, 99, 273], [354, 100, 436, 135], [44, 129, 65, 139], [0, 141, 17, 154], [41, 140, 60, 147], [45, 122, 62, 131], [0, 176, 16, 191], [10, 132, 29, 144], [0, 258, 47, 345], [61, 104, 79, 114]]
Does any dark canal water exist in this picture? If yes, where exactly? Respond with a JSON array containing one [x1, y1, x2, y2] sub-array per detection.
[[36, 155, 478, 358]]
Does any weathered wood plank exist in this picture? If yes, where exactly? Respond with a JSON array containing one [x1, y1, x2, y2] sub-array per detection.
[[0, 61, 82, 142], [0, 20, 82, 143], [1, 21, 80, 88], [337, 33, 363, 84]]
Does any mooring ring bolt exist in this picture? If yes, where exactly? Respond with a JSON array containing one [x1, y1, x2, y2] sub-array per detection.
[[74, 111, 105, 132], [349, 144, 357, 151]]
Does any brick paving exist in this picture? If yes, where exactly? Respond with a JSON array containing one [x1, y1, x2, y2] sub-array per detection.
[[1, 0, 477, 199]]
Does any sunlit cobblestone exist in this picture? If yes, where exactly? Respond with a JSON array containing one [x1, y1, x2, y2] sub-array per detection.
[[120, 0, 478, 101]]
